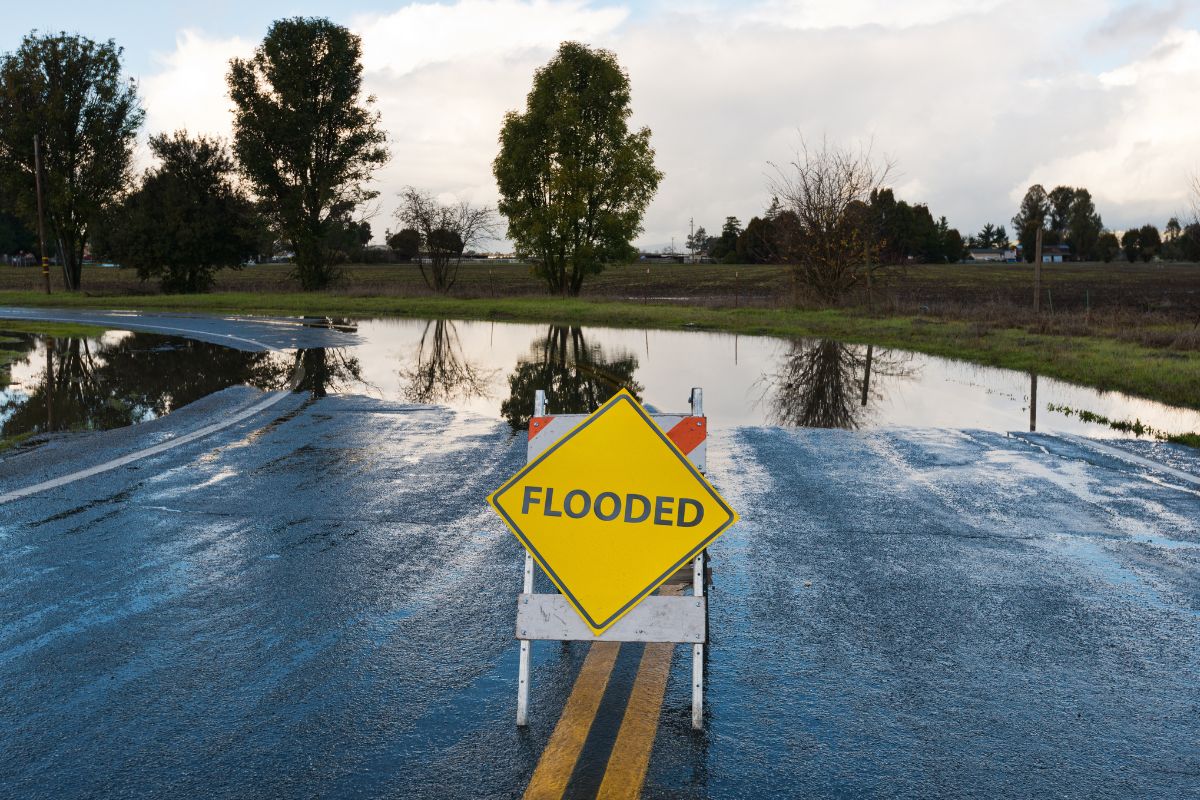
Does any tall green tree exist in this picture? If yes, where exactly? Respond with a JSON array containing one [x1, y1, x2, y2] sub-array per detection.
[[1012, 184, 1050, 262], [1066, 189, 1103, 261], [0, 32, 142, 289], [227, 17, 388, 291], [1138, 224, 1161, 262], [1121, 228, 1142, 262], [97, 132, 262, 292], [686, 224, 710, 258], [494, 42, 662, 296], [941, 223, 966, 262], [976, 222, 999, 248], [0, 208, 35, 256], [710, 216, 742, 261], [386, 228, 420, 261], [1047, 185, 1076, 237], [1098, 231, 1121, 262]]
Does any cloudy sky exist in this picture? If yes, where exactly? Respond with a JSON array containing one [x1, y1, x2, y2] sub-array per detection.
[[5, 0, 1200, 248]]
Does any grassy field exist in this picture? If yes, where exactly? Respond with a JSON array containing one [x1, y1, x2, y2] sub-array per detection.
[[1, 260, 1198, 410], [4, 259, 1199, 314]]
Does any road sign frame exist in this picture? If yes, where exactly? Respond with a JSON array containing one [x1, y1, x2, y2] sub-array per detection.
[[511, 388, 717, 730], [492, 391, 734, 635]]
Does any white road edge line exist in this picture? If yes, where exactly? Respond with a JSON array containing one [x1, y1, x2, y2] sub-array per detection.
[[0, 310, 305, 505], [1054, 432, 1200, 488], [0, 310, 276, 351], [0, 384, 298, 505]]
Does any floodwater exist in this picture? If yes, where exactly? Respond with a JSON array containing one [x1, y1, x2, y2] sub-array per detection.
[[2, 318, 1199, 447]]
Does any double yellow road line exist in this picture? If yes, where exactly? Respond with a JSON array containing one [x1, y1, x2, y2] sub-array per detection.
[[523, 639, 675, 800], [524, 579, 691, 798]]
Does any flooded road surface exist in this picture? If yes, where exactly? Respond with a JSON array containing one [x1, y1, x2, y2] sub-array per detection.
[[1, 309, 1199, 798]]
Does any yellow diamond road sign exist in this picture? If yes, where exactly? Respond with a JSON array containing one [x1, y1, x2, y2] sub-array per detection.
[[487, 390, 739, 635]]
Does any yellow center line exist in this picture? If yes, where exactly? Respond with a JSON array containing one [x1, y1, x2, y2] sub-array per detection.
[[596, 583, 681, 800], [596, 641, 674, 799], [523, 642, 622, 800]]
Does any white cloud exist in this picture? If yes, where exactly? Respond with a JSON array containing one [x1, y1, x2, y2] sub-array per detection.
[[354, 0, 627, 75], [1017, 27, 1200, 224], [135, 0, 1200, 247], [739, 0, 1007, 29], [140, 30, 252, 140]]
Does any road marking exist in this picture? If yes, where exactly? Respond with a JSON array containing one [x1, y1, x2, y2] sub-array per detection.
[[0, 309, 312, 505], [0, 372, 303, 505], [1056, 433, 1200, 487], [0, 310, 277, 351], [523, 642, 621, 800], [596, 641, 674, 799]]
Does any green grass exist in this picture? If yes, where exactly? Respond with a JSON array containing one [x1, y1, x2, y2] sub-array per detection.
[[0, 320, 109, 338], [0, 430, 35, 454], [2, 289, 1198, 411]]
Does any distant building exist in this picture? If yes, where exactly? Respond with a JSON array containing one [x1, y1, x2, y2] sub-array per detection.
[[1011, 243, 1070, 263], [1041, 244, 1070, 263], [969, 247, 1019, 262]]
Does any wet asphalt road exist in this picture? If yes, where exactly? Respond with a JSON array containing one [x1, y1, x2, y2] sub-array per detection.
[[2, 310, 1199, 799]]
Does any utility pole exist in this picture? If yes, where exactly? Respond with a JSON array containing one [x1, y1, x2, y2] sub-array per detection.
[[688, 217, 694, 261], [1033, 227, 1043, 312], [33, 135, 51, 295]]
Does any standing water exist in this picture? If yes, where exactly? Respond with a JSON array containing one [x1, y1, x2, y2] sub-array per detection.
[[2, 318, 1198, 450]]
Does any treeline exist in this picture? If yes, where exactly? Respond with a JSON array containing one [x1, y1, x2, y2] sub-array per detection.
[[1, 25, 657, 297], [0, 24, 388, 292], [3, 20, 1198, 303], [1007, 183, 1200, 263], [689, 189, 968, 266]]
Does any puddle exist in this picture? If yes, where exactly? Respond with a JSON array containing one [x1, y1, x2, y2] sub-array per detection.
[[3, 318, 1199, 448], [0, 329, 291, 447]]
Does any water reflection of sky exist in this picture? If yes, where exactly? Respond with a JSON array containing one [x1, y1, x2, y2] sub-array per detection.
[[353, 318, 1200, 439], [3, 319, 1199, 444]]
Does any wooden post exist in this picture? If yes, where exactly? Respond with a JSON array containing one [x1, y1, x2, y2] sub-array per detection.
[[1033, 228, 1043, 312], [864, 243, 873, 313], [33, 135, 51, 295], [1029, 373, 1038, 432], [861, 344, 873, 407]]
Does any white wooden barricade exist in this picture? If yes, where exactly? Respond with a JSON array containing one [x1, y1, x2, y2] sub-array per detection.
[[515, 387, 711, 730]]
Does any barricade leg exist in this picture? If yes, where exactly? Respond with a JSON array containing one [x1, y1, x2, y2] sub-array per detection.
[[691, 550, 705, 730], [517, 551, 534, 726]]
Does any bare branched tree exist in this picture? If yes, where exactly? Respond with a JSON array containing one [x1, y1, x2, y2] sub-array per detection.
[[395, 187, 497, 293], [757, 339, 914, 429], [769, 137, 894, 303], [399, 320, 496, 404], [1190, 172, 1200, 225]]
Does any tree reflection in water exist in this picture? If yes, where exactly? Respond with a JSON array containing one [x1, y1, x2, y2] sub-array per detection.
[[290, 347, 364, 398], [501, 326, 643, 431], [1, 330, 291, 442], [760, 339, 914, 429], [398, 320, 497, 404]]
